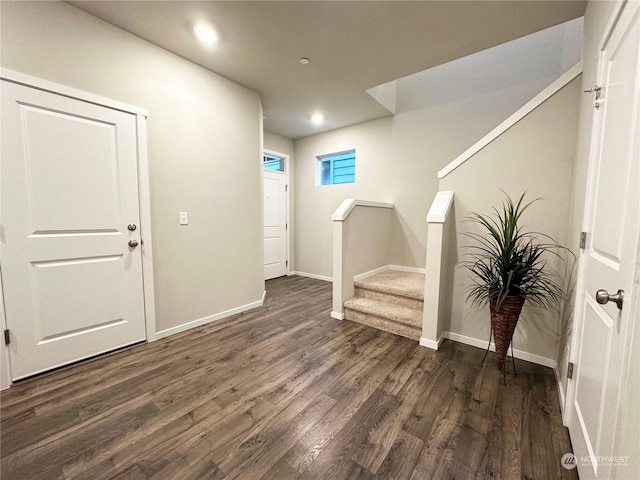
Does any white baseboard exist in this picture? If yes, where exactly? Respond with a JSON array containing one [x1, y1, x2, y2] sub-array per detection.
[[441, 331, 557, 368], [261, 290, 267, 304], [354, 265, 390, 282], [556, 368, 567, 418], [290, 271, 333, 282], [390, 265, 426, 274], [155, 296, 265, 340], [419, 336, 443, 350], [331, 311, 345, 320], [354, 264, 426, 282]]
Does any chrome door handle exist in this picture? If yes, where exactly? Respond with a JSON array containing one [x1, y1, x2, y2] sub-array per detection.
[[596, 289, 624, 310], [127, 224, 137, 231], [128, 240, 139, 248]]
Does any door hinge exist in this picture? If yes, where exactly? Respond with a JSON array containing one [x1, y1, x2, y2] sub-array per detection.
[[285, 185, 288, 192], [3, 329, 10, 346], [286, 260, 289, 267], [567, 362, 574, 379], [579, 231, 587, 250], [286, 223, 288, 230]]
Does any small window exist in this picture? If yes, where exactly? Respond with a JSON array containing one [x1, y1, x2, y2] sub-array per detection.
[[317, 150, 355, 185], [263, 153, 285, 172]]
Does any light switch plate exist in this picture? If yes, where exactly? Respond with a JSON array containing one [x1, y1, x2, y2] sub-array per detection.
[[179, 212, 189, 225]]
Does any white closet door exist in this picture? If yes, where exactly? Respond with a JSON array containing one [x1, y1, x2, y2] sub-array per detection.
[[263, 170, 287, 279], [567, 2, 640, 478], [1, 80, 146, 380]]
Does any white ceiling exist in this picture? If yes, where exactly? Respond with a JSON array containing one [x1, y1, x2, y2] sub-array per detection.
[[68, 1, 586, 139]]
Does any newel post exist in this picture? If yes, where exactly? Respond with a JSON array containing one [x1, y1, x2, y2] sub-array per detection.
[[330, 199, 355, 320], [421, 191, 454, 350]]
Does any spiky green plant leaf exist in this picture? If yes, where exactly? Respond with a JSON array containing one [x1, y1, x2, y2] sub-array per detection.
[[461, 192, 573, 309]]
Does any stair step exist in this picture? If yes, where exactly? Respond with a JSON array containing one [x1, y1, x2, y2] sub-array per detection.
[[344, 270, 425, 342], [344, 297, 421, 341], [354, 286, 424, 310], [344, 297, 422, 328], [354, 270, 425, 301]]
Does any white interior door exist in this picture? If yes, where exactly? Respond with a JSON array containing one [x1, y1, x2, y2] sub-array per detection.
[[1, 80, 147, 380], [567, 2, 640, 478], [263, 170, 287, 279]]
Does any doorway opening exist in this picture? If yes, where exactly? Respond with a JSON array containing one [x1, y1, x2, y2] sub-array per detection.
[[263, 150, 290, 280]]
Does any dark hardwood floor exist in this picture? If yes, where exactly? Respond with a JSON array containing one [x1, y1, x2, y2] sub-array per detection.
[[1, 276, 577, 480]]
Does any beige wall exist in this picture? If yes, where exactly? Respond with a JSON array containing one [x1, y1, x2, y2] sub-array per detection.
[[440, 77, 581, 363], [264, 131, 296, 271], [264, 131, 295, 160], [341, 205, 395, 301], [293, 78, 553, 278], [1, 1, 264, 334]]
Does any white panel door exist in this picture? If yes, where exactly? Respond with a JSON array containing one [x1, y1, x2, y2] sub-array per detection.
[[568, 2, 640, 478], [263, 170, 287, 279], [1, 80, 146, 380]]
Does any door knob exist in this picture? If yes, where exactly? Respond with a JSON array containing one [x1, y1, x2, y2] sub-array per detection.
[[596, 289, 624, 310], [127, 224, 137, 231], [128, 240, 139, 248]]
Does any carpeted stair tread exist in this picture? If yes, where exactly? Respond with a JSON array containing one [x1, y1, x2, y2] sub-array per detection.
[[344, 308, 421, 341], [354, 270, 425, 301], [354, 286, 424, 310], [343, 296, 422, 328]]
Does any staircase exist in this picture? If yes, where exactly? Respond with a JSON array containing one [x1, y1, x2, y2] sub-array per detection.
[[343, 270, 424, 340]]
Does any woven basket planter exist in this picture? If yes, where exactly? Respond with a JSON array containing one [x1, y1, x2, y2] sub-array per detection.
[[489, 295, 525, 367]]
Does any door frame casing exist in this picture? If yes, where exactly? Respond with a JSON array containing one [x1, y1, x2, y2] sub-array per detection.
[[0, 68, 157, 389], [263, 148, 291, 277]]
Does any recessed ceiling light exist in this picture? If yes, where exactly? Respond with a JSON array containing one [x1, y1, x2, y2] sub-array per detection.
[[311, 112, 325, 125], [299, 57, 310, 65], [193, 22, 219, 46]]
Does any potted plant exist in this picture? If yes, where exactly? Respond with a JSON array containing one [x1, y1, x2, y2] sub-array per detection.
[[462, 192, 571, 368]]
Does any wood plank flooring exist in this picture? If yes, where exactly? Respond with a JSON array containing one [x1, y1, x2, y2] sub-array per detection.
[[0, 276, 577, 479]]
